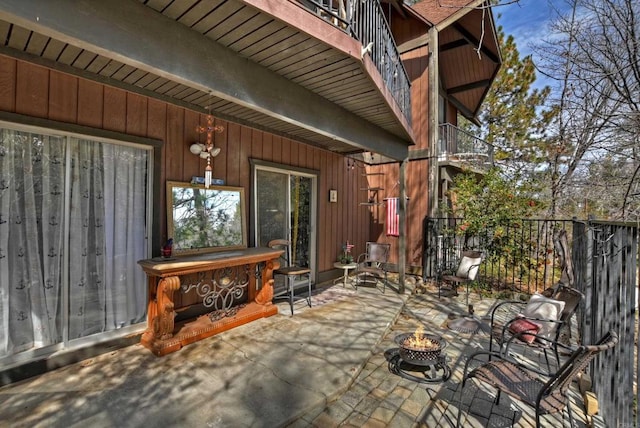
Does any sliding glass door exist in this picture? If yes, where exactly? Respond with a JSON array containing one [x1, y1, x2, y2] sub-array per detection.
[[254, 165, 316, 284], [0, 123, 151, 364]]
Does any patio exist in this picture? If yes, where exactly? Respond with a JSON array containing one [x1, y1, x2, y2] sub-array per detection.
[[0, 276, 589, 428], [292, 279, 589, 427]]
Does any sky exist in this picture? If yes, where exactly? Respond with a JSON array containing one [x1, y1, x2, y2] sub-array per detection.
[[495, 0, 560, 57], [495, 0, 572, 89]]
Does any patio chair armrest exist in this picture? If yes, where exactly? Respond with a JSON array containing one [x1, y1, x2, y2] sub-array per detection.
[[502, 325, 577, 372], [490, 300, 527, 327], [463, 260, 482, 276], [502, 325, 576, 354], [500, 316, 565, 345]]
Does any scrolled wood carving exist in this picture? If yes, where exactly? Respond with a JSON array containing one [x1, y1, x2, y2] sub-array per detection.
[[261, 258, 279, 289], [152, 275, 181, 339], [255, 279, 274, 305]]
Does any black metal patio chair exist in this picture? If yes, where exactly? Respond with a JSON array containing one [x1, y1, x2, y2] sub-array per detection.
[[488, 284, 585, 370], [268, 239, 312, 315], [439, 250, 483, 303], [355, 242, 390, 293], [458, 330, 618, 428]]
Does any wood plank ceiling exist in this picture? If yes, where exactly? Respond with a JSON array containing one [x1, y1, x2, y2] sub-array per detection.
[[0, 0, 414, 158]]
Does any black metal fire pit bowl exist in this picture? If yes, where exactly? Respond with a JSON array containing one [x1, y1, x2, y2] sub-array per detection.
[[389, 333, 451, 383], [394, 332, 446, 365]]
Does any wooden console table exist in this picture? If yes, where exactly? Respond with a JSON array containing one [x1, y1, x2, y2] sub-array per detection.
[[138, 247, 282, 356]]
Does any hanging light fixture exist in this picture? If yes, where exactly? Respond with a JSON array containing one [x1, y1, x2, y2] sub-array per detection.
[[347, 157, 356, 171], [193, 99, 223, 188]]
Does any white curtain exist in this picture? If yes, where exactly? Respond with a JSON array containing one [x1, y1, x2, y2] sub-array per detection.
[[101, 143, 147, 331], [68, 139, 106, 338], [68, 139, 147, 339], [0, 129, 65, 355], [0, 128, 149, 358]]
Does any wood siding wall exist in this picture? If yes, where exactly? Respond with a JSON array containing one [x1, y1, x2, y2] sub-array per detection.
[[362, 10, 432, 271], [0, 55, 372, 281]]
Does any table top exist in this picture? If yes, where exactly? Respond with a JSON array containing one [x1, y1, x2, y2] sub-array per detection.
[[334, 262, 358, 269], [139, 247, 283, 277]]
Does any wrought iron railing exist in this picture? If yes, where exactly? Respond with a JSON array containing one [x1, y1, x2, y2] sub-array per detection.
[[295, 0, 411, 124], [424, 217, 575, 294], [439, 123, 493, 170]]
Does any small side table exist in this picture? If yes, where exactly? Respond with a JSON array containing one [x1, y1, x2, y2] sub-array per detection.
[[333, 262, 358, 289]]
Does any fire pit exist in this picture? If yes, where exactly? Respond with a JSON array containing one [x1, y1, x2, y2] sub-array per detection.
[[388, 329, 451, 383], [395, 332, 443, 365]]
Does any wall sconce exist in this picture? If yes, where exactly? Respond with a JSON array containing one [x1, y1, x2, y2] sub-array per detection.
[[193, 113, 224, 188]]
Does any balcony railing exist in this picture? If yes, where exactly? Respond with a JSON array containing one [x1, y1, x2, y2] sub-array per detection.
[[296, 0, 411, 125], [439, 123, 494, 171]]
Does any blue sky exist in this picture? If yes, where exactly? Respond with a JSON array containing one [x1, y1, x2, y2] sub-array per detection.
[[495, 0, 571, 89], [496, 0, 559, 57]]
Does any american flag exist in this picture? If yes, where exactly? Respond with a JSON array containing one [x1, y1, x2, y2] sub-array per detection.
[[386, 197, 399, 236]]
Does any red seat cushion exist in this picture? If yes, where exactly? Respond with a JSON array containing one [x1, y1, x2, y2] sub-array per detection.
[[508, 318, 541, 344]]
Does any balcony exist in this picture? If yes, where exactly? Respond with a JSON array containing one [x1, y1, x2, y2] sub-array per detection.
[[297, 0, 411, 124], [0, 0, 414, 161], [438, 123, 494, 172]]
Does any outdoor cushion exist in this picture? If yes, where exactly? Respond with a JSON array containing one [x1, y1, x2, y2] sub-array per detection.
[[508, 317, 541, 344], [455, 254, 482, 280], [522, 293, 566, 341]]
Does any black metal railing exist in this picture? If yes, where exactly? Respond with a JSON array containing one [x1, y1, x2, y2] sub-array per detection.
[[439, 123, 494, 170], [296, 0, 411, 124], [424, 217, 575, 294]]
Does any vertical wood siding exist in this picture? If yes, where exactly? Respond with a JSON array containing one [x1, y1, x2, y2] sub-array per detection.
[[0, 55, 371, 287], [360, 10, 432, 272]]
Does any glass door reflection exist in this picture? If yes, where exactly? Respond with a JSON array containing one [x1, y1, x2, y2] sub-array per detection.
[[255, 167, 316, 284]]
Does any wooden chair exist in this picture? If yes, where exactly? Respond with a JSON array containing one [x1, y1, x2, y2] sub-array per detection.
[[458, 330, 617, 427], [355, 242, 390, 293], [267, 239, 311, 315], [488, 284, 585, 370]]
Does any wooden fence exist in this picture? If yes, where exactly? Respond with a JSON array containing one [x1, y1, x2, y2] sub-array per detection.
[[573, 219, 638, 427]]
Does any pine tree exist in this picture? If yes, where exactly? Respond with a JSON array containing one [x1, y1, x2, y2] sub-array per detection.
[[474, 27, 557, 178]]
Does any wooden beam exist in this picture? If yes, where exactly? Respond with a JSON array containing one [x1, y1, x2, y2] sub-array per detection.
[[452, 22, 500, 64], [0, 0, 411, 160], [428, 27, 439, 218], [448, 79, 493, 94], [397, 34, 430, 54], [448, 95, 480, 125], [399, 159, 407, 293], [440, 38, 468, 53]]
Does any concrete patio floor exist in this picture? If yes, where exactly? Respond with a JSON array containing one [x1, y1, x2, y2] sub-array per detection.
[[0, 276, 588, 427]]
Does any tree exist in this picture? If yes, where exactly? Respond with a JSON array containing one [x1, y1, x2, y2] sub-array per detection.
[[448, 168, 545, 281], [533, 0, 640, 220], [471, 26, 557, 179], [449, 168, 541, 235]]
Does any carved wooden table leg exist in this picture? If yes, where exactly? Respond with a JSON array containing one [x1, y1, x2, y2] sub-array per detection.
[[141, 275, 181, 351], [255, 258, 279, 306]]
